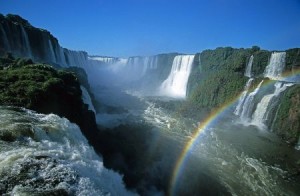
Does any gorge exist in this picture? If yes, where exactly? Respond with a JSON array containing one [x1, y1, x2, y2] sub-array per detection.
[[0, 14, 300, 196]]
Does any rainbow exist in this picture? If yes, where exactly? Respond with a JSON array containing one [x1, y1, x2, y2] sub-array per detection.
[[168, 70, 300, 195]]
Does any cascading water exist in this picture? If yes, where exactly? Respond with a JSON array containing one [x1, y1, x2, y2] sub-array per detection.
[[80, 86, 96, 114], [142, 56, 158, 76], [0, 107, 136, 195], [64, 50, 88, 67], [0, 23, 10, 51], [20, 25, 32, 58], [251, 82, 293, 129], [234, 78, 254, 115], [89, 56, 118, 65], [48, 39, 57, 63], [244, 55, 253, 77], [264, 52, 286, 80], [240, 80, 264, 122], [160, 55, 195, 98]]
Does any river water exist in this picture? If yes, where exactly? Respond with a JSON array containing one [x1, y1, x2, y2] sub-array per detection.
[[93, 86, 300, 196]]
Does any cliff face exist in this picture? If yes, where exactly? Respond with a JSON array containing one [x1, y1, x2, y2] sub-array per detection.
[[0, 14, 88, 68], [272, 85, 300, 144], [0, 56, 98, 145]]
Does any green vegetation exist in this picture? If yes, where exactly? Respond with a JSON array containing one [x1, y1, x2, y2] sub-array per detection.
[[285, 48, 300, 75], [0, 56, 81, 112], [272, 85, 300, 144], [185, 47, 274, 113], [0, 56, 98, 146], [187, 47, 255, 111]]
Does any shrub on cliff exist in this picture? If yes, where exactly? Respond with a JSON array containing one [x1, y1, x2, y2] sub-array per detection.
[[0, 56, 98, 145], [272, 85, 300, 145]]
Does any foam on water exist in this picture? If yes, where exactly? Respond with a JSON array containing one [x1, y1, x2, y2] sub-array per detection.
[[0, 107, 137, 195]]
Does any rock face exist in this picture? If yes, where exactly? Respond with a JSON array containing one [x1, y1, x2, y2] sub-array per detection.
[[0, 14, 88, 68]]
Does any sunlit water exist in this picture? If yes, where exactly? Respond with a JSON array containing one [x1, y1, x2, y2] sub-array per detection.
[[94, 87, 300, 195]]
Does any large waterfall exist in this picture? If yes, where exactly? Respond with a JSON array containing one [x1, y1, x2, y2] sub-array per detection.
[[160, 55, 195, 98], [264, 52, 286, 80]]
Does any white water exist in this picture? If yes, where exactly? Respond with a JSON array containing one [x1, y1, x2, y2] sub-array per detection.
[[234, 78, 254, 115], [20, 25, 32, 58], [251, 82, 293, 129], [240, 80, 264, 122], [160, 55, 195, 98], [245, 55, 253, 77], [0, 107, 136, 195], [80, 86, 96, 113], [264, 52, 286, 80]]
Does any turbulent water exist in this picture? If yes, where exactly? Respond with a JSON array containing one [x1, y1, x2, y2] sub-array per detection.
[[92, 86, 300, 195], [0, 106, 136, 196]]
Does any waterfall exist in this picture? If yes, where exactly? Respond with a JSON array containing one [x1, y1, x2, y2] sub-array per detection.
[[48, 39, 57, 63], [234, 78, 254, 115], [0, 23, 10, 51], [264, 52, 286, 80], [142, 56, 158, 76], [245, 55, 253, 77], [64, 50, 87, 67], [89, 56, 118, 64], [80, 86, 96, 113], [20, 25, 32, 58], [240, 80, 264, 122], [251, 82, 293, 129], [58, 46, 67, 66], [160, 55, 195, 98]]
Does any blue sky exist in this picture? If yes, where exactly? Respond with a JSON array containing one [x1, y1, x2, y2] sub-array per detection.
[[1, 0, 300, 57]]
